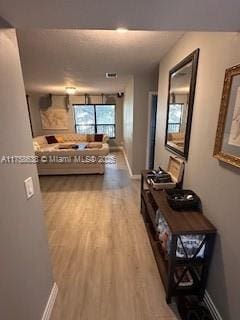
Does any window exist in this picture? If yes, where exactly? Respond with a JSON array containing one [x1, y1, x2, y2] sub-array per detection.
[[73, 104, 116, 138], [168, 103, 183, 133]]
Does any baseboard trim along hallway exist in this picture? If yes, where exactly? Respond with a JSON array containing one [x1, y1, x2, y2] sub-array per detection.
[[204, 291, 222, 320], [121, 147, 141, 180], [41, 282, 58, 320]]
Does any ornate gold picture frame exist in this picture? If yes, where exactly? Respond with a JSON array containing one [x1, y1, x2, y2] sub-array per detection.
[[213, 64, 240, 168]]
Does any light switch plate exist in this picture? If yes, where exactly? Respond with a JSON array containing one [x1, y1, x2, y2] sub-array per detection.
[[24, 177, 34, 199]]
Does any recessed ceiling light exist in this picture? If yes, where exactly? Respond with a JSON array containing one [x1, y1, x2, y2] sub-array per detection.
[[65, 87, 76, 95], [116, 27, 128, 33]]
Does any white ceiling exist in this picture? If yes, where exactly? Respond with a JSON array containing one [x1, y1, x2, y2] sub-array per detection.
[[1, 0, 240, 31], [17, 29, 183, 94]]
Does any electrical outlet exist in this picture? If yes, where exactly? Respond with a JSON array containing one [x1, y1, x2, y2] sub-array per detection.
[[24, 177, 34, 199]]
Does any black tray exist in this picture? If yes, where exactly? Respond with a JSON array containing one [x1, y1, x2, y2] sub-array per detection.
[[166, 189, 201, 211]]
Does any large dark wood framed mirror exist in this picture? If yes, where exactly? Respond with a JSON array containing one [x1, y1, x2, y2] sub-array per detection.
[[165, 49, 199, 159]]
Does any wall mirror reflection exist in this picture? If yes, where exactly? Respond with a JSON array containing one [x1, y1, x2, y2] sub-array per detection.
[[165, 49, 199, 159]]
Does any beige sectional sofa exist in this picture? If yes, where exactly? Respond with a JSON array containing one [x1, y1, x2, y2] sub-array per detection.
[[33, 133, 109, 175], [167, 132, 185, 150]]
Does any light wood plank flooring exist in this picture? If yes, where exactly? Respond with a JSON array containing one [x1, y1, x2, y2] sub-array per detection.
[[40, 151, 178, 320]]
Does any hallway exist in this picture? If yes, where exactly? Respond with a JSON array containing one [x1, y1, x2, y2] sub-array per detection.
[[40, 151, 178, 320]]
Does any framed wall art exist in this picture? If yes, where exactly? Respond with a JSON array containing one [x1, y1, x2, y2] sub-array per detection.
[[40, 108, 68, 130], [213, 64, 240, 168]]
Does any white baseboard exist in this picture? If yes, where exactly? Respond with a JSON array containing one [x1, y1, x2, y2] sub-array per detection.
[[121, 148, 140, 179], [121, 147, 133, 176], [41, 282, 58, 320], [204, 290, 222, 320], [110, 146, 123, 151]]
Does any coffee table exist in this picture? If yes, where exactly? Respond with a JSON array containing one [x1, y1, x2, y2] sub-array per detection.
[[57, 143, 88, 150], [72, 143, 88, 150]]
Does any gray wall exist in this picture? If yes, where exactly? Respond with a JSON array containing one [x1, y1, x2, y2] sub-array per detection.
[[0, 29, 54, 319], [123, 78, 134, 169], [132, 74, 158, 174], [123, 73, 158, 175], [28, 94, 124, 147], [155, 32, 240, 320]]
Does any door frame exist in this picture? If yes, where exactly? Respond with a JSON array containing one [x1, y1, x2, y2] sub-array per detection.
[[146, 91, 158, 169]]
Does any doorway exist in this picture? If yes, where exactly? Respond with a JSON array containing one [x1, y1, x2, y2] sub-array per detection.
[[147, 92, 158, 169]]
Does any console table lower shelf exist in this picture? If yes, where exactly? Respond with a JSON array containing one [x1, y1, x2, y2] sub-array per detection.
[[140, 171, 216, 304]]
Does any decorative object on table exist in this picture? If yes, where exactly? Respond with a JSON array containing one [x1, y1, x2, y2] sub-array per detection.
[[147, 156, 184, 190], [57, 143, 87, 150], [165, 49, 199, 159], [166, 189, 201, 211], [213, 63, 240, 168], [71, 143, 88, 150], [40, 108, 68, 130]]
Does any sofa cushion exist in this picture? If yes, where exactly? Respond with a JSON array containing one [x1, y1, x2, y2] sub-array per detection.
[[34, 136, 47, 146], [33, 141, 41, 151], [87, 134, 95, 142], [40, 144, 59, 151], [46, 135, 58, 144], [76, 134, 87, 142], [87, 142, 103, 149], [56, 136, 64, 143], [61, 133, 87, 142], [168, 132, 184, 141], [94, 134, 104, 142], [102, 135, 109, 143]]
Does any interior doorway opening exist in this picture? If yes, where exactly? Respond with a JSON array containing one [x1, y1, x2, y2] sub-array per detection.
[[146, 92, 158, 170]]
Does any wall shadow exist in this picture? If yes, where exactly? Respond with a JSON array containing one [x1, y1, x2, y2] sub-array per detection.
[[207, 234, 231, 319]]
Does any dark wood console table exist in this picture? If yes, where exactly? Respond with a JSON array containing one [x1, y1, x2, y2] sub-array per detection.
[[140, 170, 216, 304]]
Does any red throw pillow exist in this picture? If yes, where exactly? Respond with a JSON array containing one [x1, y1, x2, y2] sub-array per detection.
[[94, 134, 103, 142], [46, 135, 58, 144]]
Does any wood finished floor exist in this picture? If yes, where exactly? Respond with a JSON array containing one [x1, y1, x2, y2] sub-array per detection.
[[40, 151, 178, 320]]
